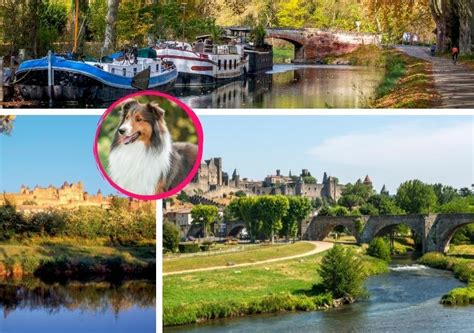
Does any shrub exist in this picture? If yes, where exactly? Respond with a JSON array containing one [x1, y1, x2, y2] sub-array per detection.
[[367, 237, 391, 263], [163, 222, 181, 253], [317, 245, 366, 299], [178, 243, 200, 253]]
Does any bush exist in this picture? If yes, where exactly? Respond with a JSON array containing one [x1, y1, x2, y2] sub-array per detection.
[[178, 243, 201, 253], [163, 222, 181, 253], [367, 237, 392, 263], [317, 245, 366, 299]]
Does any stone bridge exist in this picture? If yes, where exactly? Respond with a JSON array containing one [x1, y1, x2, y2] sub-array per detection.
[[266, 28, 380, 63], [301, 213, 474, 253]]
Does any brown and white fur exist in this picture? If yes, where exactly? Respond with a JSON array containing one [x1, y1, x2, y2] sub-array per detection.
[[108, 99, 197, 195]]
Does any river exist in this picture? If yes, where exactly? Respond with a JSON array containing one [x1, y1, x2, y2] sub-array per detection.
[[0, 278, 155, 333], [165, 261, 474, 333], [172, 64, 383, 109], [13, 64, 382, 109]]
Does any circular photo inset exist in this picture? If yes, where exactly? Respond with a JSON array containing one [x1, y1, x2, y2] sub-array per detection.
[[94, 91, 203, 200]]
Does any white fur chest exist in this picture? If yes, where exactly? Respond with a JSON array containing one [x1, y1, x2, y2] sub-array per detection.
[[109, 140, 171, 195]]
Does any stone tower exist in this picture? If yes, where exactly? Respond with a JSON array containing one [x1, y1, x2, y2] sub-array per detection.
[[295, 177, 304, 195], [232, 168, 240, 187], [363, 175, 373, 188]]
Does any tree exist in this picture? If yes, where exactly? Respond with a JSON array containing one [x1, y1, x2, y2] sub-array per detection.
[[103, 0, 120, 53], [255, 195, 289, 243], [339, 182, 374, 210], [227, 197, 261, 242], [367, 237, 391, 262], [163, 221, 181, 253], [367, 194, 404, 215], [318, 245, 366, 300], [191, 204, 219, 238], [432, 183, 459, 205], [395, 180, 437, 214], [281, 196, 312, 241]]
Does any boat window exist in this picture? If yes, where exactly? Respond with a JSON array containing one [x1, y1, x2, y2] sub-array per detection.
[[224, 60, 227, 70], [218, 60, 221, 70], [133, 67, 137, 75], [123, 68, 126, 76], [234, 59, 237, 68], [229, 60, 232, 70], [112, 68, 115, 74], [156, 64, 160, 71]]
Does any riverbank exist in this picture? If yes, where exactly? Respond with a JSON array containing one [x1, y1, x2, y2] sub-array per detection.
[[0, 238, 156, 281], [328, 45, 440, 108], [418, 246, 474, 305], [163, 245, 387, 326]]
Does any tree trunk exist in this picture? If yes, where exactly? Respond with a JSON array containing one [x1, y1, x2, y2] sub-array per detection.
[[271, 229, 274, 244], [103, 0, 120, 54], [459, 8, 472, 54]]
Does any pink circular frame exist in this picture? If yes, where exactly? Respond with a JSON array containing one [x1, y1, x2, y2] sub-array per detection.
[[93, 90, 204, 201]]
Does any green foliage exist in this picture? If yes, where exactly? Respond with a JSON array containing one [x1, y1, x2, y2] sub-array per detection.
[[227, 197, 261, 242], [339, 182, 374, 210], [178, 243, 201, 253], [250, 23, 267, 48], [395, 180, 437, 214], [367, 237, 391, 263], [318, 245, 366, 299], [0, 203, 155, 243], [318, 205, 350, 217], [177, 191, 191, 202], [255, 195, 289, 242], [432, 184, 460, 205], [191, 204, 219, 237], [234, 190, 247, 198], [375, 53, 406, 98], [302, 176, 317, 184], [281, 196, 312, 240], [367, 194, 405, 215], [163, 221, 181, 253]]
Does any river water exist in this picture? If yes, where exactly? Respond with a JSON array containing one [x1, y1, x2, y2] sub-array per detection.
[[172, 65, 383, 109], [18, 64, 382, 109], [165, 263, 474, 333], [0, 279, 155, 333]]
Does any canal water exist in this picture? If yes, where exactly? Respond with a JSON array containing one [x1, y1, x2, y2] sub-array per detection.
[[0, 279, 155, 333], [14, 64, 382, 109], [172, 65, 383, 109], [165, 262, 474, 333]]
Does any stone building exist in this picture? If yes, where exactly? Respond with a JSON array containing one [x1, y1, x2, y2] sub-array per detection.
[[183, 157, 354, 202]]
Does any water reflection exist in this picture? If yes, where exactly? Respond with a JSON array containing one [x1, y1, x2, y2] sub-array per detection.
[[172, 65, 383, 109], [0, 278, 155, 333]]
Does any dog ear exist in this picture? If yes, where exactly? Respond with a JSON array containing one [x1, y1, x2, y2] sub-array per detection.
[[147, 103, 165, 119], [120, 99, 139, 116]]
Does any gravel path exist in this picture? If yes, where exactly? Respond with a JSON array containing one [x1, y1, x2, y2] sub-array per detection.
[[163, 241, 334, 276], [396, 45, 474, 108]]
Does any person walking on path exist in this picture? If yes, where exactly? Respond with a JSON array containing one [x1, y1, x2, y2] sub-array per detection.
[[452, 46, 459, 64]]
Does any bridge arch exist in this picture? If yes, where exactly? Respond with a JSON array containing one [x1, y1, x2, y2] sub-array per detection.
[[427, 214, 474, 253], [266, 29, 306, 62], [360, 215, 426, 245], [187, 224, 204, 239], [226, 222, 246, 237], [307, 216, 360, 241]]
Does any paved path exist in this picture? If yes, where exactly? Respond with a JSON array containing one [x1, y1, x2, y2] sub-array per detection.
[[163, 241, 334, 276], [396, 46, 474, 108]]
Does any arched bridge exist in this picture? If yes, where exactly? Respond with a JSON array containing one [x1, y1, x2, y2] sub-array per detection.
[[227, 27, 381, 63], [301, 213, 474, 253]]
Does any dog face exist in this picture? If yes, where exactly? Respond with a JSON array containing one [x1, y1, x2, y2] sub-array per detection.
[[112, 99, 169, 149]]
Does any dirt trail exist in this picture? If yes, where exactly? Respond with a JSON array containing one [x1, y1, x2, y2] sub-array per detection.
[[396, 46, 474, 108], [163, 241, 334, 276]]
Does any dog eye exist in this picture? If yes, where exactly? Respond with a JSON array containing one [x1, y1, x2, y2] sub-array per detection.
[[136, 117, 142, 122]]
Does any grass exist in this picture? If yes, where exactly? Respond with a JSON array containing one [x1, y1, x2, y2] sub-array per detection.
[[326, 45, 386, 66], [0, 237, 156, 280], [164, 242, 315, 273], [372, 49, 440, 108], [163, 245, 388, 326], [419, 246, 474, 305], [273, 46, 293, 63]]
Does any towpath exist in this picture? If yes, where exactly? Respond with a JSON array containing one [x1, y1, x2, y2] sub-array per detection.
[[396, 46, 474, 108]]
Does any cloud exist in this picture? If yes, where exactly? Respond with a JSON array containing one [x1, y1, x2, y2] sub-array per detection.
[[307, 121, 473, 192]]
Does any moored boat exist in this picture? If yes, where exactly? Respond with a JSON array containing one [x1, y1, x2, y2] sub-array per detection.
[[14, 48, 177, 102], [154, 37, 249, 87]]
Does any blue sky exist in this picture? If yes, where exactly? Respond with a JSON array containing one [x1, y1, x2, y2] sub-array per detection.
[[1, 115, 473, 196], [0, 116, 116, 195], [201, 115, 473, 194]]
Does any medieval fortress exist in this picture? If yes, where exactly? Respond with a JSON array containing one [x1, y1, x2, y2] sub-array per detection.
[[184, 157, 374, 202]]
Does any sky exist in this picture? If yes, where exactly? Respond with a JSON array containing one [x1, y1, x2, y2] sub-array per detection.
[[1, 115, 473, 196], [201, 115, 474, 194], [0, 116, 115, 195]]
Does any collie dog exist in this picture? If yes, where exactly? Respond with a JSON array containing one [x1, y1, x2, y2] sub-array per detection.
[[108, 99, 198, 195]]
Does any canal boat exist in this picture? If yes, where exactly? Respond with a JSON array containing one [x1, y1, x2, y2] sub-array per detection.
[[14, 48, 178, 102], [154, 37, 249, 87]]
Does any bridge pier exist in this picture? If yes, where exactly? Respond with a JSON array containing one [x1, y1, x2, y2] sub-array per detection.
[[293, 45, 305, 63]]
